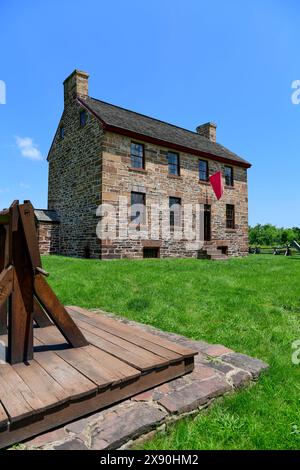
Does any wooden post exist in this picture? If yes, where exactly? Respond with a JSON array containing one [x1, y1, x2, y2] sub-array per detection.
[[0, 303, 7, 335], [0, 200, 88, 365], [0, 225, 7, 334], [7, 202, 34, 363]]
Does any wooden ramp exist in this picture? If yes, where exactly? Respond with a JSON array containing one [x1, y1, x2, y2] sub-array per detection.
[[0, 306, 197, 449]]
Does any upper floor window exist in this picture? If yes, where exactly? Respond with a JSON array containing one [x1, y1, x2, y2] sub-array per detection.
[[59, 126, 65, 139], [131, 142, 145, 169], [80, 110, 88, 127], [226, 204, 235, 229], [131, 191, 146, 224], [169, 196, 181, 227], [167, 151, 180, 176], [199, 160, 209, 181], [225, 166, 234, 186]]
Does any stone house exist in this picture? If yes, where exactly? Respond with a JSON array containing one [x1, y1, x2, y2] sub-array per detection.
[[43, 70, 251, 259]]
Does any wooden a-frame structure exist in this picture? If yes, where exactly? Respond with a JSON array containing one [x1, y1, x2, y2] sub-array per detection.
[[0, 200, 88, 364]]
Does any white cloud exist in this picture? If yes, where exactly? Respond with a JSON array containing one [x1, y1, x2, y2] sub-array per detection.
[[20, 182, 30, 189], [15, 136, 43, 161]]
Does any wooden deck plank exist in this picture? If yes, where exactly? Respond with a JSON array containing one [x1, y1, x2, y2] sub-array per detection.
[[74, 326, 158, 371], [34, 324, 70, 347], [35, 325, 120, 388], [33, 326, 140, 382], [74, 318, 170, 368], [34, 326, 138, 387], [0, 402, 8, 430], [69, 309, 182, 363], [33, 339, 98, 400], [13, 359, 69, 410], [67, 306, 197, 358], [55, 348, 118, 389], [85, 345, 140, 382], [75, 320, 167, 371], [0, 364, 43, 422]]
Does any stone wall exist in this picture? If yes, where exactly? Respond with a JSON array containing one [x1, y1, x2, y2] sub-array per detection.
[[47, 95, 103, 258], [100, 131, 249, 259], [37, 222, 60, 255]]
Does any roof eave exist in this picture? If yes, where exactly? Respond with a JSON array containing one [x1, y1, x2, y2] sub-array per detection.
[[105, 125, 251, 169], [77, 97, 251, 169]]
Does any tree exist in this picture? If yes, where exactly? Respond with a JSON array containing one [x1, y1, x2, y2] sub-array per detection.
[[249, 224, 300, 246]]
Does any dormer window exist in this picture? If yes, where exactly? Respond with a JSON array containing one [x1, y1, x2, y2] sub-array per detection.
[[59, 126, 65, 139], [80, 110, 88, 127]]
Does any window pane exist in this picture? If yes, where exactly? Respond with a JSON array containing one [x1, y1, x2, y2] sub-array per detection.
[[199, 160, 208, 181], [131, 192, 146, 223], [226, 204, 235, 229], [225, 166, 233, 186], [167, 152, 179, 175], [131, 143, 144, 168], [169, 197, 181, 226], [131, 155, 143, 168], [80, 110, 87, 127]]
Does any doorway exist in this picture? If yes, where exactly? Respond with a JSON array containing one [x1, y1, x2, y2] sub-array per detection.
[[204, 204, 211, 242]]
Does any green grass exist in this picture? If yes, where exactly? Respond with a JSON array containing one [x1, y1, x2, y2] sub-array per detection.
[[42, 255, 300, 450]]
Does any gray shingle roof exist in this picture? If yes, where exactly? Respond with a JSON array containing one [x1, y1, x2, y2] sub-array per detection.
[[81, 97, 250, 167], [34, 209, 60, 223]]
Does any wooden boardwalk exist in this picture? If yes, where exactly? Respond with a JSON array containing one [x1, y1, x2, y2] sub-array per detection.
[[0, 306, 197, 449]]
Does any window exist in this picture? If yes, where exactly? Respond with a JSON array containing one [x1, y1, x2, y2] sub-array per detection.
[[143, 247, 160, 258], [167, 151, 180, 176], [80, 110, 88, 127], [225, 166, 234, 186], [199, 160, 209, 181], [169, 196, 181, 227], [59, 126, 65, 139], [131, 191, 146, 224], [130, 142, 144, 169], [226, 204, 235, 229]]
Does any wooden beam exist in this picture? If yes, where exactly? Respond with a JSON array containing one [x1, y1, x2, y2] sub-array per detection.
[[34, 274, 88, 348], [8, 201, 19, 267], [7, 204, 33, 364], [8, 275, 33, 364], [0, 225, 6, 270], [18, 201, 41, 270], [0, 301, 7, 335], [0, 225, 7, 335], [0, 265, 13, 306], [33, 297, 52, 328]]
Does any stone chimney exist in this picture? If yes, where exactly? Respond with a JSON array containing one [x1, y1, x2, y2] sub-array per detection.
[[63, 69, 89, 104], [196, 122, 217, 143]]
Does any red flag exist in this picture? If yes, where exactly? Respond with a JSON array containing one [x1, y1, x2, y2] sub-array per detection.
[[209, 171, 223, 200]]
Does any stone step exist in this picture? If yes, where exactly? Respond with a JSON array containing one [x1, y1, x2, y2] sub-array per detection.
[[211, 255, 228, 260], [198, 245, 229, 260]]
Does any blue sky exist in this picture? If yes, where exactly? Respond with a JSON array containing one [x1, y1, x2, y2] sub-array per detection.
[[0, 0, 299, 227]]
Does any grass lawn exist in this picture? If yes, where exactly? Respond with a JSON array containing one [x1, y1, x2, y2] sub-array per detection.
[[42, 254, 300, 450]]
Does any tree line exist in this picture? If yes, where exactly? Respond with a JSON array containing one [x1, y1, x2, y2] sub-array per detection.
[[249, 224, 300, 246]]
